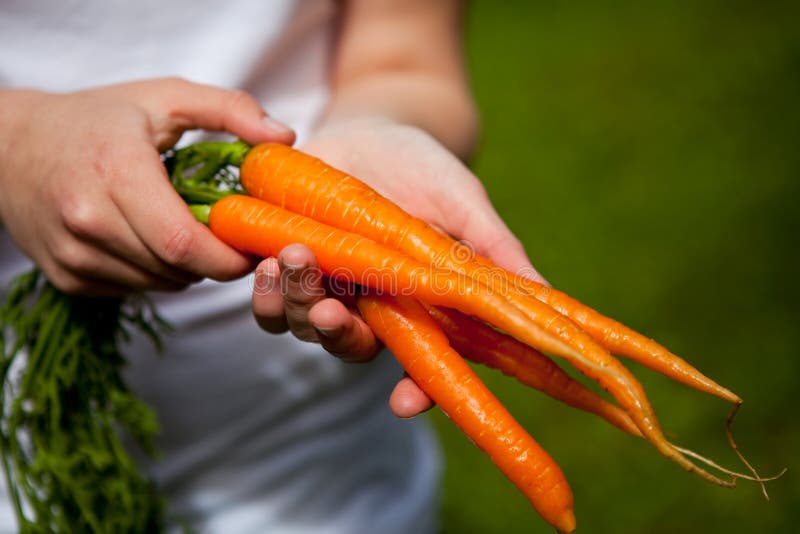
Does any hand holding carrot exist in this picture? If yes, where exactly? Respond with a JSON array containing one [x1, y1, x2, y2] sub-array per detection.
[[250, 117, 547, 417], [251, 243, 436, 418], [0, 78, 294, 296]]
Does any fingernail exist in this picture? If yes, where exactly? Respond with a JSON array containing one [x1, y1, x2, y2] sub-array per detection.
[[253, 270, 278, 295], [262, 115, 293, 136], [315, 326, 342, 339], [281, 260, 306, 272]]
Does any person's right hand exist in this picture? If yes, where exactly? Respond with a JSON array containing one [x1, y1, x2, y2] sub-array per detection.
[[0, 78, 295, 295]]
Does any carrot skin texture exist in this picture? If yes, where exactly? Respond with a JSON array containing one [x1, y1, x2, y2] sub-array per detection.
[[357, 293, 576, 533], [209, 195, 586, 364], [427, 305, 642, 437], [240, 143, 739, 404]]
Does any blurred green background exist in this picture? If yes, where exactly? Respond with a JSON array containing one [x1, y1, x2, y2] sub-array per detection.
[[430, 1, 799, 532]]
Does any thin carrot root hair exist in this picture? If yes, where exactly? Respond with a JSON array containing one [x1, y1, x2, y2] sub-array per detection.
[[670, 444, 786, 487], [649, 401, 786, 490], [722, 402, 787, 499]]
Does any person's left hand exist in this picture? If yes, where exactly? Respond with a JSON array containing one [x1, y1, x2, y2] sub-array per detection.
[[252, 117, 546, 418]]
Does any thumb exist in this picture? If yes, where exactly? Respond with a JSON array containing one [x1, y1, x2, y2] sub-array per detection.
[[131, 77, 296, 148], [443, 183, 549, 286]]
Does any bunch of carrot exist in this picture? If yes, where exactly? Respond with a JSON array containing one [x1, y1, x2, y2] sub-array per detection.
[[169, 141, 778, 533]]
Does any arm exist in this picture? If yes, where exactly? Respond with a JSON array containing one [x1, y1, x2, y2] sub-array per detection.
[[324, 0, 478, 158]]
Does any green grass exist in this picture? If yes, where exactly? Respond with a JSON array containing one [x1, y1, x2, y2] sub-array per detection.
[[430, 2, 800, 532]]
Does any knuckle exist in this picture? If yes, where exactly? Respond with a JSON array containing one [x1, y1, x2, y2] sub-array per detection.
[[88, 140, 115, 180], [284, 309, 317, 341], [226, 88, 257, 113], [289, 325, 318, 343], [282, 267, 324, 302], [51, 239, 92, 273], [159, 226, 196, 267], [60, 200, 104, 240]]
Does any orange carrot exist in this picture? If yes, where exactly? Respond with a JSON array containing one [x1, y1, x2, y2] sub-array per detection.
[[474, 257, 743, 404], [357, 292, 576, 533], [239, 142, 739, 404], [425, 305, 641, 437], [208, 194, 734, 487], [209, 195, 588, 364]]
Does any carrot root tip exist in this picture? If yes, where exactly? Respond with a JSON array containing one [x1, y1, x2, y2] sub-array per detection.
[[555, 509, 577, 534]]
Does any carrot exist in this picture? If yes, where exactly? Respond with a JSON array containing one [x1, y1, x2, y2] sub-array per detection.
[[356, 292, 576, 533], [473, 257, 743, 404], [425, 305, 641, 437], [207, 193, 735, 487], [239, 142, 739, 405], [209, 195, 589, 363]]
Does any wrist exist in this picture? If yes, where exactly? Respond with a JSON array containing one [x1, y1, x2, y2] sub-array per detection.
[[0, 87, 48, 125], [321, 72, 479, 160], [310, 115, 396, 140], [0, 89, 50, 223], [0, 88, 48, 157]]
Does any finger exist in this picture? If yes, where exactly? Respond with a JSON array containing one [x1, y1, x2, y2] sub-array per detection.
[[279, 244, 327, 341], [389, 375, 435, 418], [252, 257, 289, 334], [465, 222, 549, 286], [42, 258, 135, 297], [46, 232, 189, 292], [139, 78, 296, 148], [307, 298, 382, 363], [61, 193, 202, 285], [112, 147, 255, 281]]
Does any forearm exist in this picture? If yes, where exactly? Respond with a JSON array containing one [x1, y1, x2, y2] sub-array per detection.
[[318, 0, 478, 160], [322, 70, 478, 160]]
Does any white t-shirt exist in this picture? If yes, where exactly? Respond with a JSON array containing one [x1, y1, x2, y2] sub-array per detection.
[[0, 1, 441, 532]]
